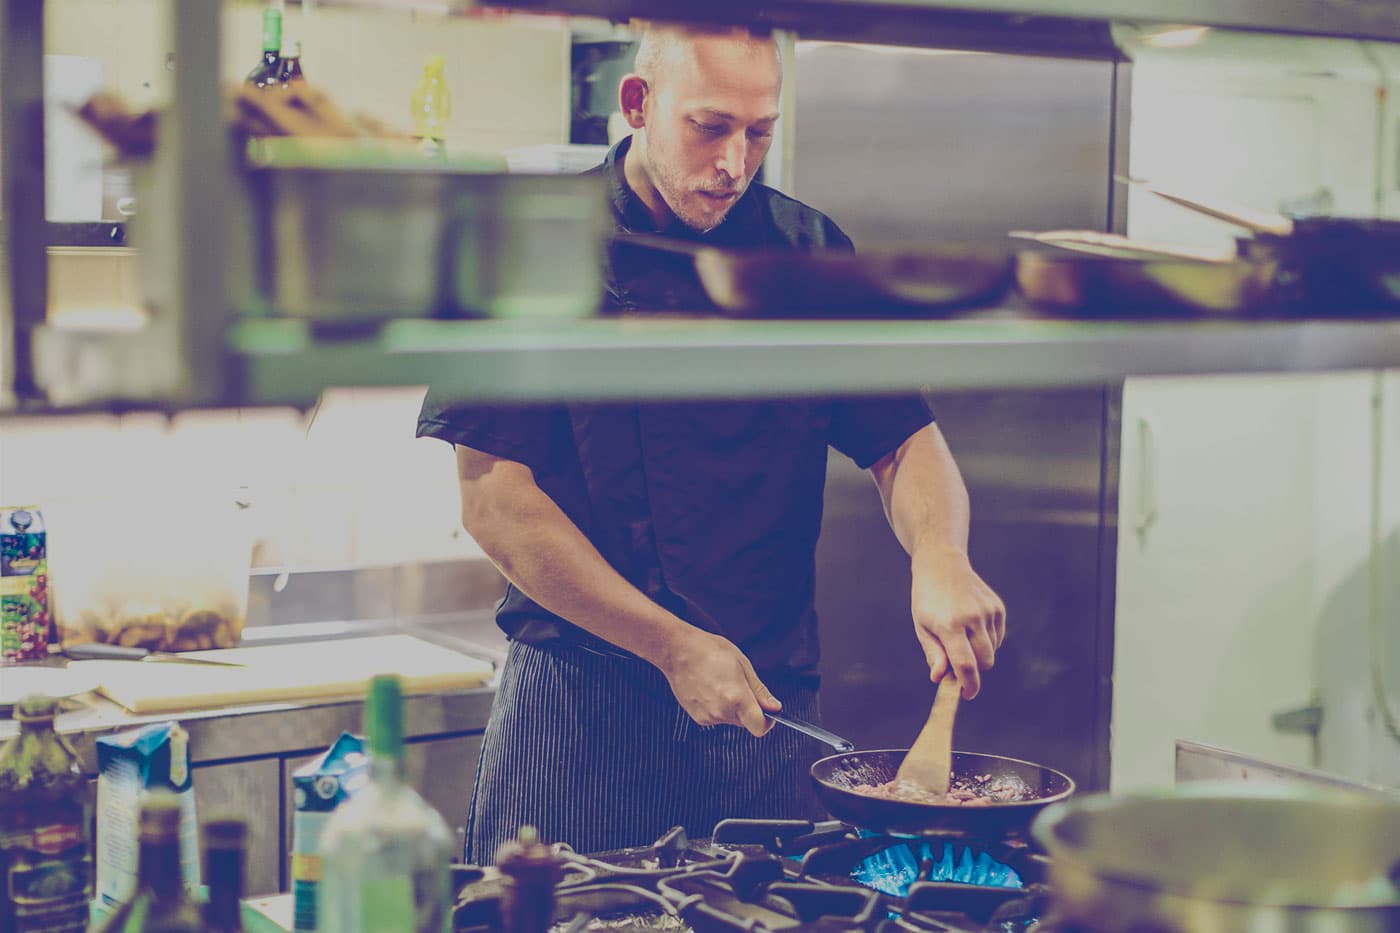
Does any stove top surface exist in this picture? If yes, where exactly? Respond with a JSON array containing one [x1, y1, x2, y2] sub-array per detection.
[[453, 818, 1060, 932]]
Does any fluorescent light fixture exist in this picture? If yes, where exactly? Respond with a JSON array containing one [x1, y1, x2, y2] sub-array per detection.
[[797, 41, 985, 57]]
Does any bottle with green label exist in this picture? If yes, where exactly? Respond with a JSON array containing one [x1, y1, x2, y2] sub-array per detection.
[[0, 695, 92, 933], [92, 791, 202, 933], [317, 676, 453, 933], [245, 7, 282, 88]]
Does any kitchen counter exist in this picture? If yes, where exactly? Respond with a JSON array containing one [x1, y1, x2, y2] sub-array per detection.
[[5, 628, 502, 896]]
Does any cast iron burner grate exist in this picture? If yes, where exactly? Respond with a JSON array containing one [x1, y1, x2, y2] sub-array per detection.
[[453, 819, 1059, 932]]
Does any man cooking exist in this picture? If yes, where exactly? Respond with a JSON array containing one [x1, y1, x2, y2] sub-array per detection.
[[417, 23, 1005, 864]]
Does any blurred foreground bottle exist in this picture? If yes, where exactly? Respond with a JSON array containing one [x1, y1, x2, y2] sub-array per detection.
[[246, 7, 282, 88], [203, 818, 247, 933], [0, 695, 91, 933], [317, 675, 454, 933], [410, 56, 452, 156], [93, 791, 202, 933]]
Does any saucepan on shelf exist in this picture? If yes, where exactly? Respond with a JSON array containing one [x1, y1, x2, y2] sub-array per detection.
[[614, 232, 1016, 319], [1013, 181, 1400, 319]]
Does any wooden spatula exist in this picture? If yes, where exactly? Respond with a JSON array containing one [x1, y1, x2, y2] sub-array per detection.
[[895, 675, 962, 796]]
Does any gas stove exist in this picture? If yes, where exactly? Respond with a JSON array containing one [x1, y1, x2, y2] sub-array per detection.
[[452, 819, 1060, 932]]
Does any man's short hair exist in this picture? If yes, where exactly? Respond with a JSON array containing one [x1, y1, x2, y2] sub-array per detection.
[[632, 23, 782, 88]]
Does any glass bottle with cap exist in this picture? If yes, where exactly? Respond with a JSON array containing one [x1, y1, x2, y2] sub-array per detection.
[[410, 56, 452, 155], [92, 790, 203, 933], [0, 694, 92, 933], [317, 675, 454, 933], [278, 40, 305, 86], [246, 7, 282, 88]]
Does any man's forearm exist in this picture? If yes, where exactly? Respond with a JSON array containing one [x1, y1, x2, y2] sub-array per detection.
[[458, 453, 696, 670], [871, 423, 971, 559]]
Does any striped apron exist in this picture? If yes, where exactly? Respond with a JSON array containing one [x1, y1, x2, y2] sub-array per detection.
[[464, 638, 829, 864]]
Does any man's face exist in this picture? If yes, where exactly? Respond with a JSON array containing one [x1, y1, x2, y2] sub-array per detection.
[[640, 37, 782, 233]]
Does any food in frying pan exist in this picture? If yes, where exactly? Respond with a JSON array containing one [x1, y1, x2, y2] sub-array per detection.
[[852, 773, 1030, 806]]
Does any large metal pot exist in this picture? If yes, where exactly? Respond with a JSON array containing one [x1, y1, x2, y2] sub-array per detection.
[[1031, 783, 1400, 932], [244, 142, 609, 322]]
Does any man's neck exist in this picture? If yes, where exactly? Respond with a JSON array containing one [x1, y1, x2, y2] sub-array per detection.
[[620, 136, 677, 231]]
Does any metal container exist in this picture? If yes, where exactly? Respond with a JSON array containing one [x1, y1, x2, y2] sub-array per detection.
[[247, 147, 608, 322], [1031, 783, 1400, 932]]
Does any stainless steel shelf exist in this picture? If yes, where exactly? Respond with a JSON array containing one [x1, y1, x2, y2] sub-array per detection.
[[487, 0, 1400, 49], [228, 315, 1400, 406]]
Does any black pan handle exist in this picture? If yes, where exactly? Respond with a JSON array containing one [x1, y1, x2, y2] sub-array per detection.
[[766, 712, 855, 752]]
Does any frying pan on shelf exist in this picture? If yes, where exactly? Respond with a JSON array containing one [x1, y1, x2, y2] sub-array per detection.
[[1119, 178, 1400, 317], [767, 712, 1076, 839], [1010, 234, 1278, 319], [613, 232, 1015, 319]]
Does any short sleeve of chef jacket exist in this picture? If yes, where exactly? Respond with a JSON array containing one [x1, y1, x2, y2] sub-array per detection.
[[416, 394, 563, 475], [828, 396, 935, 470]]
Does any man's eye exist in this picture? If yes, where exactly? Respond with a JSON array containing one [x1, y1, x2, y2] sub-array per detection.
[[693, 122, 725, 135], [748, 129, 774, 140]]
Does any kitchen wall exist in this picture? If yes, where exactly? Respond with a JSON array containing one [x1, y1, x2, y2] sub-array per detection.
[[0, 388, 484, 575]]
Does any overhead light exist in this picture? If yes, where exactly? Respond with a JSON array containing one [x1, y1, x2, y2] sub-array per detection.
[[1139, 26, 1212, 49]]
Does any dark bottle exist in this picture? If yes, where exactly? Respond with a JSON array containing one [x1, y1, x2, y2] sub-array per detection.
[[245, 7, 282, 88], [92, 792, 202, 933], [202, 818, 246, 933], [0, 694, 91, 933], [278, 40, 304, 86]]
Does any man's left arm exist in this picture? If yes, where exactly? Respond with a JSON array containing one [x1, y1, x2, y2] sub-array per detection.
[[869, 423, 1006, 699]]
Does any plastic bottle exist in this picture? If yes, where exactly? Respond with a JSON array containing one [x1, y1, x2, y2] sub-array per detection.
[[410, 56, 451, 156]]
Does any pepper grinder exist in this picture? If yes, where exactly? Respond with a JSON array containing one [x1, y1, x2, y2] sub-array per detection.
[[496, 825, 563, 933]]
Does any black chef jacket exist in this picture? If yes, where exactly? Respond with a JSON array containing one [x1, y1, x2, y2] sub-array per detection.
[[418, 136, 933, 682]]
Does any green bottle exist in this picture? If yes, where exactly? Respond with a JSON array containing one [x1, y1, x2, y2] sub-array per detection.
[[0, 695, 92, 933], [245, 7, 282, 88], [93, 791, 203, 933], [318, 676, 453, 933]]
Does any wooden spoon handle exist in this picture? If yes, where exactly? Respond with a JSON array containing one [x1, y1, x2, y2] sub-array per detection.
[[895, 675, 962, 796]]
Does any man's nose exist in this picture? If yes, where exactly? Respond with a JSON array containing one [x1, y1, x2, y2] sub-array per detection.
[[716, 132, 746, 181]]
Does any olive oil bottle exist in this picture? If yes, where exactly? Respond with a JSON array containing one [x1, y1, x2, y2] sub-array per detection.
[[0, 695, 91, 933]]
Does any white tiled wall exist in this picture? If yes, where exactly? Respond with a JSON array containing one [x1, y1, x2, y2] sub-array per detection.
[[0, 389, 483, 578]]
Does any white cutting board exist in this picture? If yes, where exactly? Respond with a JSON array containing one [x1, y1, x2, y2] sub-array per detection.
[[71, 635, 493, 715]]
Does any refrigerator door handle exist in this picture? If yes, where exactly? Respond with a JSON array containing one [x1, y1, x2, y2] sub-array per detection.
[[1134, 414, 1159, 541]]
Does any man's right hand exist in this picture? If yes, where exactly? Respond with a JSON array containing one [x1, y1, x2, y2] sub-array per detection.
[[659, 628, 781, 737]]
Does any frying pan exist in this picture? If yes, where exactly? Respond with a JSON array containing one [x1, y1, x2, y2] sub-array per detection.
[[1011, 241, 1278, 319], [1113, 179, 1400, 317], [767, 712, 1075, 839], [615, 233, 1014, 319]]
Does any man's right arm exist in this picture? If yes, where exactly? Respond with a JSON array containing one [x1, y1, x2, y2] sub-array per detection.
[[455, 444, 780, 735]]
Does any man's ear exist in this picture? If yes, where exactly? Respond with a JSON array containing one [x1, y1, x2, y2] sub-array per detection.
[[619, 74, 648, 130]]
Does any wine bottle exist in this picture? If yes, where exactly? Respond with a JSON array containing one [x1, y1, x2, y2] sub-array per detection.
[[245, 8, 282, 88], [92, 791, 203, 933], [317, 675, 454, 933]]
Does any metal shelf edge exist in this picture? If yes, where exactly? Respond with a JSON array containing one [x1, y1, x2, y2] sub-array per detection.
[[228, 316, 1400, 405]]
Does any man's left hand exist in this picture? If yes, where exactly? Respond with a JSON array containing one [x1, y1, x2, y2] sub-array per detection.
[[910, 545, 1005, 699]]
